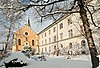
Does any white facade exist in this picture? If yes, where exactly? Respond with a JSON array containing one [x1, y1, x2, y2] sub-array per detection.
[[38, 0, 100, 54]]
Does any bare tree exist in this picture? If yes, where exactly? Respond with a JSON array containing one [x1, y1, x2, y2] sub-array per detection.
[[0, 0, 23, 52]]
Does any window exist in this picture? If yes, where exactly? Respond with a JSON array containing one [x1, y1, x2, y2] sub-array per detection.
[[26, 43, 28, 45], [68, 30, 70, 38], [60, 23, 63, 29], [60, 33, 63, 40], [70, 29, 73, 37], [42, 41, 43, 45], [25, 32, 28, 36], [80, 25, 84, 33], [68, 18, 72, 25], [49, 46, 51, 52], [49, 30, 51, 35], [54, 35, 56, 42], [32, 40, 34, 46], [68, 29, 73, 38], [99, 38, 100, 46], [45, 39, 47, 44], [81, 40, 86, 48], [26, 38, 28, 41], [54, 46, 56, 50], [69, 42, 72, 49], [42, 48, 43, 53], [49, 38, 51, 43], [42, 34, 43, 38], [45, 33, 46, 37], [18, 39, 21, 45], [45, 47, 47, 52], [53, 27, 56, 32], [60, 43, 63, 48]]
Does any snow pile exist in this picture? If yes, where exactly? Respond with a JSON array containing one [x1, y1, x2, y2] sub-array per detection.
[[4, 51, 28, 63]]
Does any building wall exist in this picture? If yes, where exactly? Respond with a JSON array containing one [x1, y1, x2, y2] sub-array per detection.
[[38, 11, 100, 54], [14, 25, 38, 51], [38, 14, 83, 54]]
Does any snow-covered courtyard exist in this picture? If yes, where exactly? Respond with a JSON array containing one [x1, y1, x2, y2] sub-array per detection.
[[0, 51, 100, 68]]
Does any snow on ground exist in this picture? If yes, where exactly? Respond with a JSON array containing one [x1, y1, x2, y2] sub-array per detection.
[[0, 51, 28, 64], [0, 51, 100, 68]]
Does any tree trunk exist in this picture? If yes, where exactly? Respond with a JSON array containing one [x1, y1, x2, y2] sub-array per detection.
[[78, 0, 98, 68], [4, 27, 11, 52]]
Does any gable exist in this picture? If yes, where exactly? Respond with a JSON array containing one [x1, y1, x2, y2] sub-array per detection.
[[15, 25, 36, 35]]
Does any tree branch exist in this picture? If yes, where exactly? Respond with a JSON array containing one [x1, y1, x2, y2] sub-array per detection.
[[40, 10, 79, 17], [49, 4, 54, 13], [30, 0, 65, 6], [86, 6, 100, 28]]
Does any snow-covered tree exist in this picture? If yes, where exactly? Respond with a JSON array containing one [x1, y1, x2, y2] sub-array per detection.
[[0, 0, 100, 67]]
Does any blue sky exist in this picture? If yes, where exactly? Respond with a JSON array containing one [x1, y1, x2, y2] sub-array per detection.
[[19, 0, 53, 33], [20, 0, 73, 33], [19, 7, 53, 33], [22, 0, 30, 4]]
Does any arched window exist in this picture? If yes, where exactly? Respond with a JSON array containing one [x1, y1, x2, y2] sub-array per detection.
[[68, 29, 73, 38], [18, 39, 21, 45], [60, 23, 63, 29], [54, 46, 56, 50], [81, 40, 86, 48], [69, 42, 72, 49], [42, 48, 43, 53], [49, 46, 51, 52], [32, 40, 34, 46], [45, 47, 47, 52], [60, 43, 63, 48]]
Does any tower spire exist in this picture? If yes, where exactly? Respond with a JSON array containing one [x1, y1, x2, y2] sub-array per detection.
[[28, 17, 31, 27]]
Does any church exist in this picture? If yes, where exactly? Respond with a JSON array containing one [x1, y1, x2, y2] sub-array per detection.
[[12, 18, 39, 52]]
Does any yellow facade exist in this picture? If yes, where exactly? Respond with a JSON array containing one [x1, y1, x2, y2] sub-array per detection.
[[14, 24, 38, 51]]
